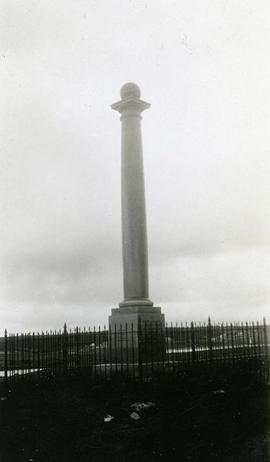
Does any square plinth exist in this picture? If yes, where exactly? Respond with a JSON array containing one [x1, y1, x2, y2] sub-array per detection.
[[109, 306, 165, 362]]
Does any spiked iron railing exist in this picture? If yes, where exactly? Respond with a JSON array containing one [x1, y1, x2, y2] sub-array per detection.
[[0, 318, 269, 384]]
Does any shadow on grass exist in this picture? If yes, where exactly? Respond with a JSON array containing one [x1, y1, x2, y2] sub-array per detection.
[[0, 365, 270, 461]]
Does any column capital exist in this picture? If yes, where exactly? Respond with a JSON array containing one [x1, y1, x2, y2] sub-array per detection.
[[111, 82, 150, 115]]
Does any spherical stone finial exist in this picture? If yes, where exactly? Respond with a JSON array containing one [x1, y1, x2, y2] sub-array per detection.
[[120, 82, 141, 100]]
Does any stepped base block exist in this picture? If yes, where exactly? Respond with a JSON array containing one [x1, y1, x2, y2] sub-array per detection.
[[109, 306, 165, 362]]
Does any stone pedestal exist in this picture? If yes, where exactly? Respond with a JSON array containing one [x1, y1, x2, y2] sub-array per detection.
[[109, 307, 165, 363]]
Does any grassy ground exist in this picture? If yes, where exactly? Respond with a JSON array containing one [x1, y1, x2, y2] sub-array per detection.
[[0, 366, 269, 462]]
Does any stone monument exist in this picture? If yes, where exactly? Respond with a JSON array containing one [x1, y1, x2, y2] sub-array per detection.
[[109, 83, 165, 360]]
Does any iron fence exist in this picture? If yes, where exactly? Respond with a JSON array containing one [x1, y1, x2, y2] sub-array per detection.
[[0, 318, 269, 384]]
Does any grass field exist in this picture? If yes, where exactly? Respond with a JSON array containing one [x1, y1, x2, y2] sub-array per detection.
[[0, 366, 269, 462]]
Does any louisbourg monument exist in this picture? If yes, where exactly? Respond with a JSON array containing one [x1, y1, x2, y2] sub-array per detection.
[[109, 83, 165, 358]]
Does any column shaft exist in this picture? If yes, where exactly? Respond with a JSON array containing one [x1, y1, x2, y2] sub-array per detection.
[[121, 113, 149, 302]]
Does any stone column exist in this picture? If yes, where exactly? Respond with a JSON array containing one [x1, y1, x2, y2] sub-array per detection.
[[111, 82, 153, 308], [109, 83, 165, 364]]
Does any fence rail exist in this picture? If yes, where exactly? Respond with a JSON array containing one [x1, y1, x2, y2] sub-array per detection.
[[0, 319, 269, 383]]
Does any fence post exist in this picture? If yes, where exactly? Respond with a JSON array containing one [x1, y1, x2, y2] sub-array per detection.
[[144, 321, 148, 377], [221, 323, 225, 364], [131, 323, 135, 379], [63, 323, 68, 374], [76, 327, 80, 370], [263, 318, 269, 381], [32, 332, 36, 375], [94, 326, 97, 377], [4, 329, 8, 385], [138, 318, 143, 381], [230, 323, 235, 366], [191, 322, 196, 364], [252, 321, 257, 374], [96, 326, 100, 376], [37, 332, 40, 377], [207, 317, 213, 364], [104, 325, 108, 379], [170, 322, 175, 372], [119, 324, 123, 376]]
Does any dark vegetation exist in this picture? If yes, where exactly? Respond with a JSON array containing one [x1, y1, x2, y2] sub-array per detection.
[[0, 365, 269, 462]]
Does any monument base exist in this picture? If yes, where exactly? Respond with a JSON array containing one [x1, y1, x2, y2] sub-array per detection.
[[109, 306, 165, 362]]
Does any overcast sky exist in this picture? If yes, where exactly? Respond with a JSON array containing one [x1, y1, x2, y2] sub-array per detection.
[[0, 0, 269, 332]]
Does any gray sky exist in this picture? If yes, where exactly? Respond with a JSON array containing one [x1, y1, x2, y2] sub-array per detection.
[[0, 0, 269, 332]]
